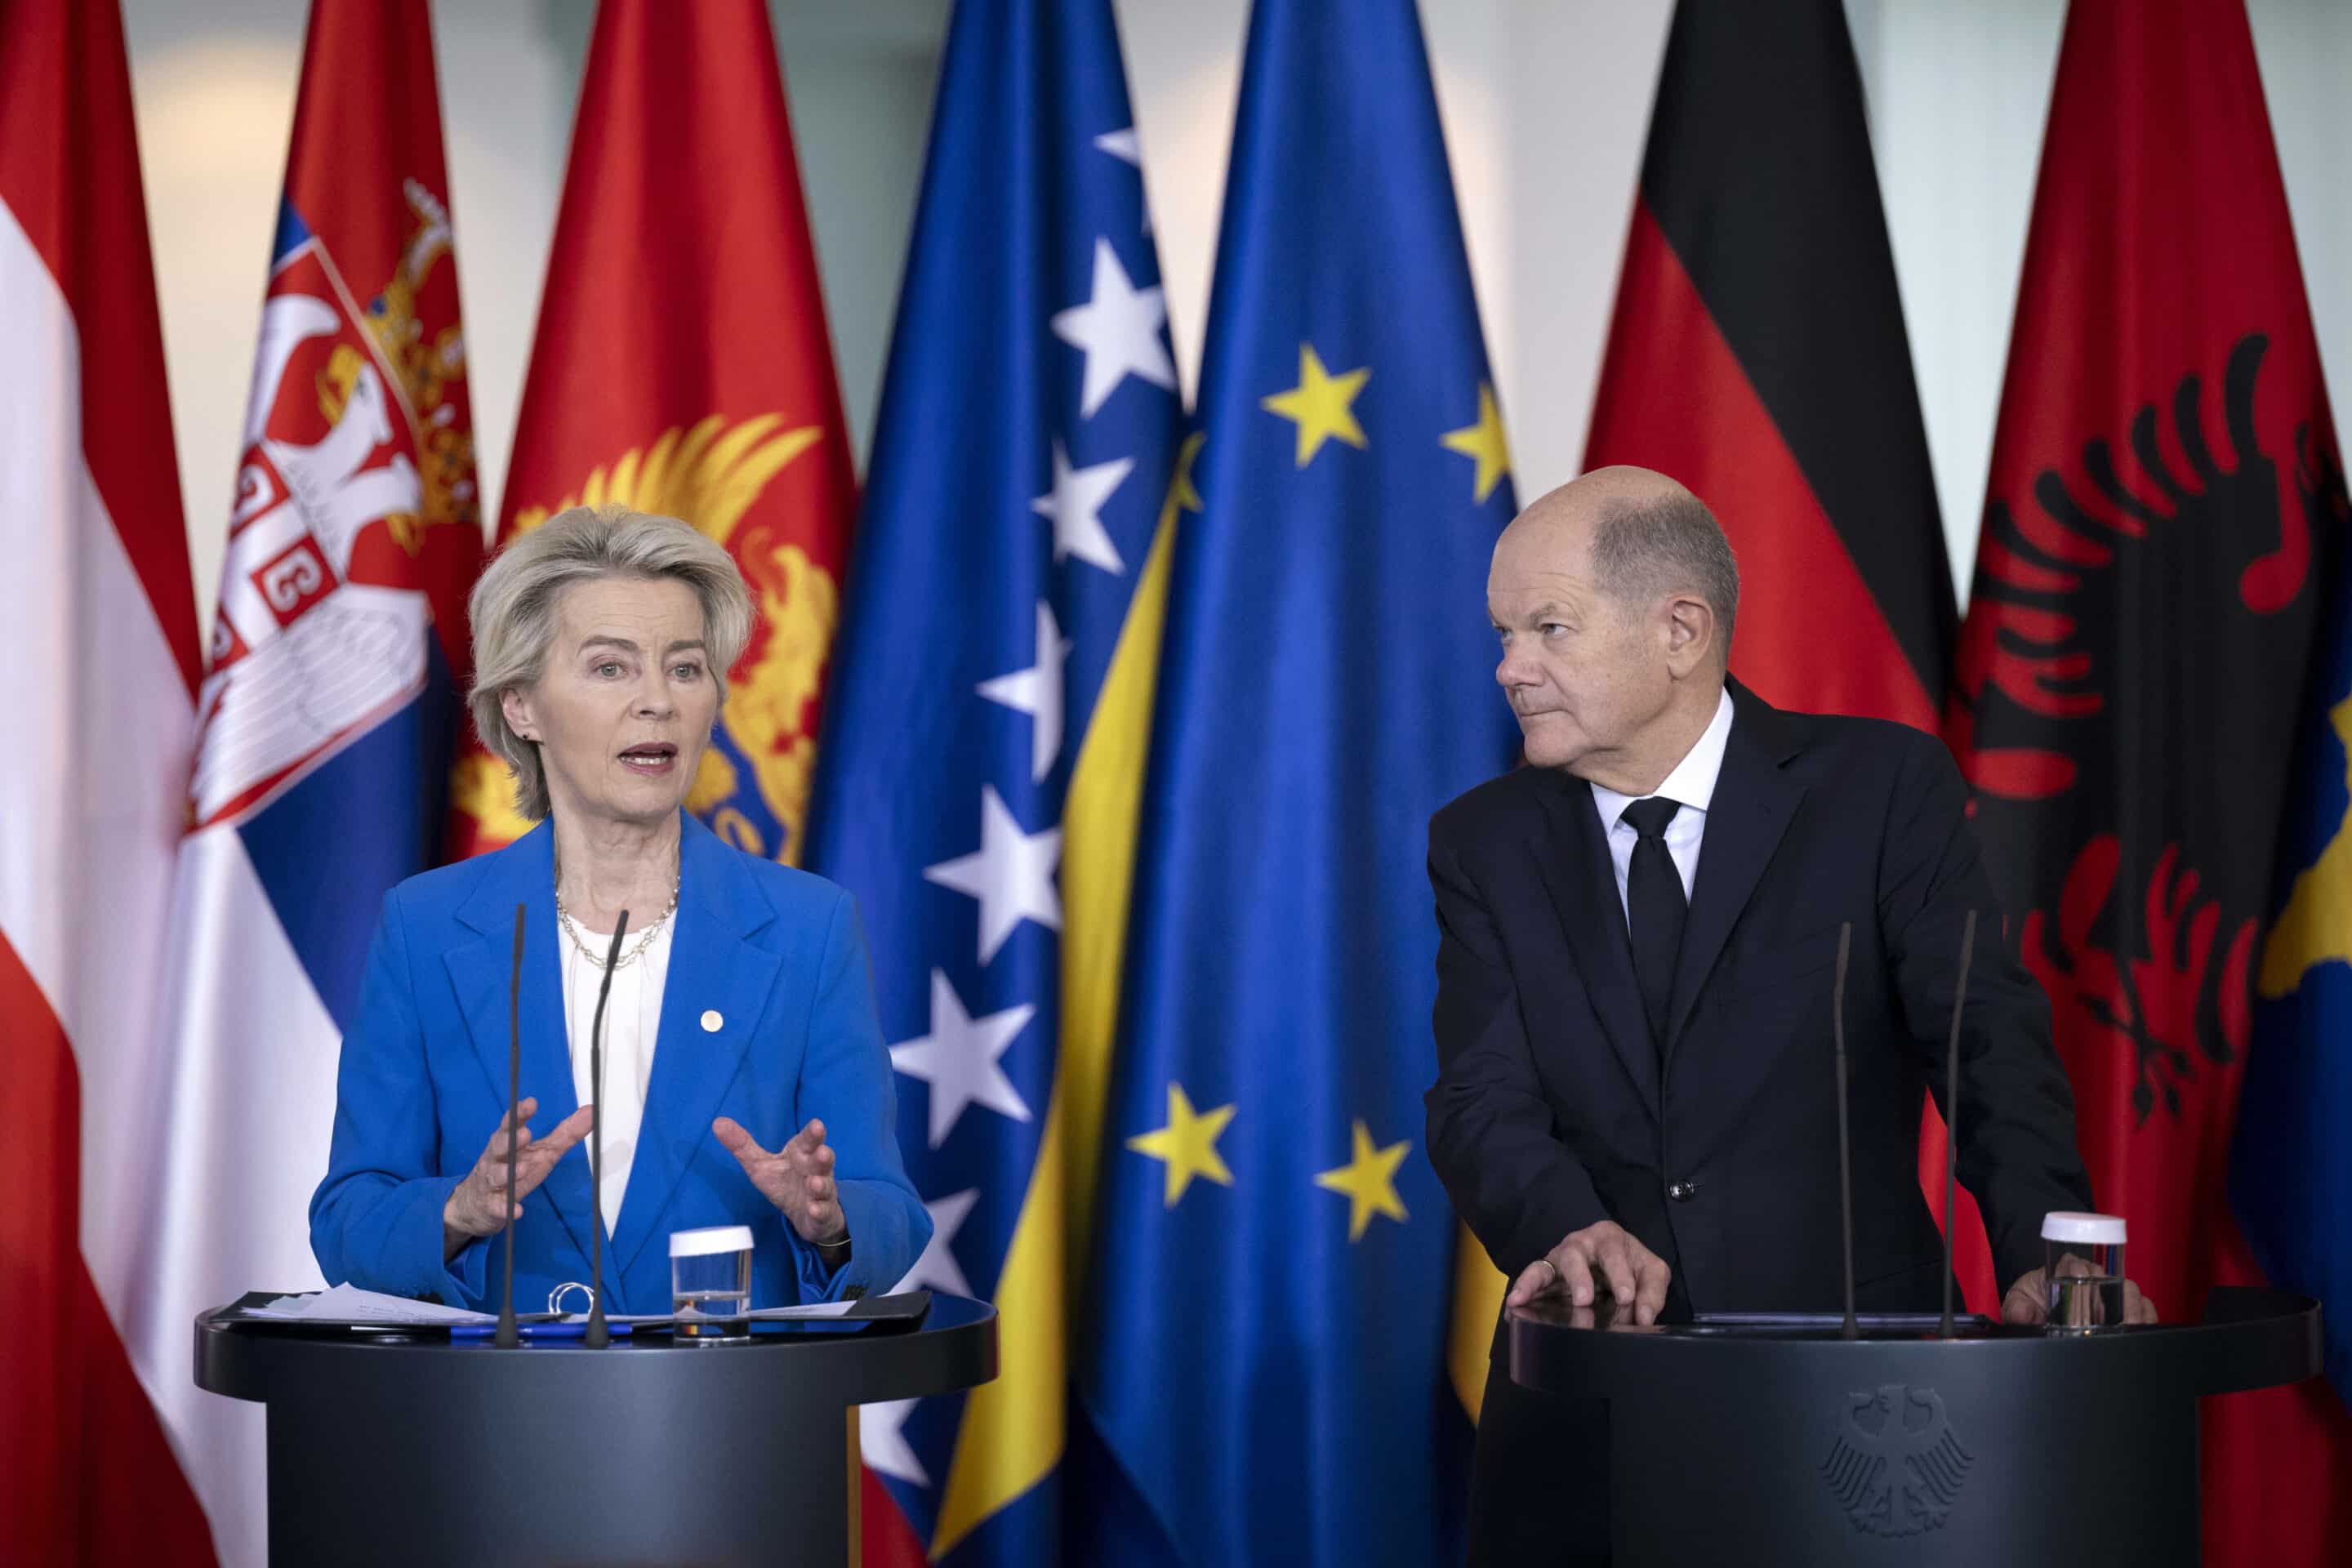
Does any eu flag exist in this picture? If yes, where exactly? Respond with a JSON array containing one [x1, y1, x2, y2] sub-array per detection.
[[803, 0, 1183, 1560], [2237, 541, 2352, 1403], [1076, 0, 1519, 1560]]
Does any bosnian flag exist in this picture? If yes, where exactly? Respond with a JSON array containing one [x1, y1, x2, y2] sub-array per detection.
[[128, 6, 481, 1563], [0, 0, 219, 1561]]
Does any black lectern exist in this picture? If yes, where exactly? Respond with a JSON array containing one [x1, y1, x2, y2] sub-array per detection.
[[1508, 1286, 2320, 1566], [195, 1294, 997, 1567]]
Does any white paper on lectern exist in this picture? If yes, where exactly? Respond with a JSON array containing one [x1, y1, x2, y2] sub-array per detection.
[[243, 1282, 857, 1326], [247, 1284, 492, 1324]]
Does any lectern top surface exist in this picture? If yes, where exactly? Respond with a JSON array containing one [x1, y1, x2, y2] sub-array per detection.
[[1514, 1285, 2314, 1342], [1684, 1312, 2005, 1339], [194, 1292, 1001, 1411], [1507, 1285, 2321, 1402], [1517, 1298, 2008, 1339]]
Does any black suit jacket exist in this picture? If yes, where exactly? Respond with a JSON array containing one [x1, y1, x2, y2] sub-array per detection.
[[1425, 679, 2093, 1319]]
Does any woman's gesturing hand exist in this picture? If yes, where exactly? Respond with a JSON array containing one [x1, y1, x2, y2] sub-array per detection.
[[714, 1116, 846, 1245], [442, 1096, 595, 1259]]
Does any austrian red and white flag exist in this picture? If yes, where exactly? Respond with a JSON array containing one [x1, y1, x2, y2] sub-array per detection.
[[0, 0, 220, 1561]]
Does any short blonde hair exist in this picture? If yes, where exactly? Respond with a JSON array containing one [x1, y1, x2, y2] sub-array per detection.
[[466, 505, 753, 821]]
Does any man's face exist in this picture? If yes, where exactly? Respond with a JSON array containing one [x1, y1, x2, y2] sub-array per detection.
[[1487, 519, 1670, 774]]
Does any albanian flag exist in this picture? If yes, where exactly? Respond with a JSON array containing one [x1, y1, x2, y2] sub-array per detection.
[[1584, 0, 1995, 1310], [1947, 1, 2352, 1561]]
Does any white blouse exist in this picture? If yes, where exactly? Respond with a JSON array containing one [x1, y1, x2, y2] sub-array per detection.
[[557, 913, 675, 1241]]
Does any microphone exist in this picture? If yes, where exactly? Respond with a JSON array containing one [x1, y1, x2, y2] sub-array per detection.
[[584, 911, 629, 1349], [1833, 921, 1857, 1341], [497, 904, 525, 1349], [1939, 909, 1980, 1339]]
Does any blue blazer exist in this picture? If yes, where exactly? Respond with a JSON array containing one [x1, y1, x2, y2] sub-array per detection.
[[310, 813, 929, 1313]]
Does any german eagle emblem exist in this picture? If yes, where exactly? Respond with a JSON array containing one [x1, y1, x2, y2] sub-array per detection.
[[1819, 1383, 1974, 1536]]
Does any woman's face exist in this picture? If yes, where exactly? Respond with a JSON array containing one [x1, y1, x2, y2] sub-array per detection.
[[501, 575, 719, 831]]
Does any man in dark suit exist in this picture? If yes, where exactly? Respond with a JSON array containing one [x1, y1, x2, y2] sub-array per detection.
[[1426, 467, 2152, 1563]]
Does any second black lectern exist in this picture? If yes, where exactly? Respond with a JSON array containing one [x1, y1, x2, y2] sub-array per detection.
[[1509, 1286, 2320, 1565]]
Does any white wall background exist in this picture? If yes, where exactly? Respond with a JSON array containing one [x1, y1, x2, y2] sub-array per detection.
[[123, 0, 2352, 638]]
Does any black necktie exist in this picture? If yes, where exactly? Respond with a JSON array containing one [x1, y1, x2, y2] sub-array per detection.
[[1622, 796, 1686, 1054]]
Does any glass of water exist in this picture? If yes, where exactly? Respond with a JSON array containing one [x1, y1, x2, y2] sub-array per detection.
[[2041, 1211, 2127, 1332], [670, 1224, 753, 1339]]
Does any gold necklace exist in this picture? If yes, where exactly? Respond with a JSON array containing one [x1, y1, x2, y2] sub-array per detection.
[[553, 850, 680, 969]]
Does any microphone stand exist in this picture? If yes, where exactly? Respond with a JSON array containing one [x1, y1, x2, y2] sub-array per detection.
[[584, 912, 629, 1349], [496, 905, 526, 1349], [1939, 909, 1979, 1340], [1833, 922, 1857, 1342]]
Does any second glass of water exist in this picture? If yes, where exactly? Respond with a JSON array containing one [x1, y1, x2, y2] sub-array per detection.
[[2041, 1211, 2127, 1332], [671, 1224, 754, 1339]]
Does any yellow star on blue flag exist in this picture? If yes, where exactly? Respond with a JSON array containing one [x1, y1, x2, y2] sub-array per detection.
[[1316, 1120, 1411, 1240], [1076, 0, 1521, 1561], [1261, 343, 1370, 467], [1127, 1083, 1238, 1205], [1441, 382, 1512, 504]]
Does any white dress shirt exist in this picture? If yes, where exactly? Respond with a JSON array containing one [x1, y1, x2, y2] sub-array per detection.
[[558, 913, 675, 1240], [1588, 686, 1736, 929]]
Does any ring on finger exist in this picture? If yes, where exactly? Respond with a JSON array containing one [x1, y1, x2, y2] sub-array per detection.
[[1534, 1258, 1560, 1287]]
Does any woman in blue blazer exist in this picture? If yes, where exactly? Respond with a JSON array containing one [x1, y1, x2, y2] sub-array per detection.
[[310, 506, 929, 1315]]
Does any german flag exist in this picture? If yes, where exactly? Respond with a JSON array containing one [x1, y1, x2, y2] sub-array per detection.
[[1584, 0, 1993, 1307]]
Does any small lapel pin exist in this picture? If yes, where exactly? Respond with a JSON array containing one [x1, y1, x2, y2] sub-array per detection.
[[701, 1009, 723, 1033]]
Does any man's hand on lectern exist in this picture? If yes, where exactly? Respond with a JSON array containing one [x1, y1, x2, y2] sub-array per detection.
[[442, 1096, 596, 1257], [1999, 1254, 2159, 1326], [714, 1116, 848, 1246], [1507, 1219, 1672, 1325]]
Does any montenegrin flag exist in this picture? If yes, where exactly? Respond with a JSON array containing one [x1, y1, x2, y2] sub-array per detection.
[[448, 0, 858, 870]]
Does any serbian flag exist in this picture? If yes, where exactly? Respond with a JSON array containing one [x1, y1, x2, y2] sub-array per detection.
[[448, 0, 858, 873], [1948, 1, 2352, 1561], [133, 5, 481, 1562], [0, 1, 219, 1561], [1579, 0, 1994, 1312]]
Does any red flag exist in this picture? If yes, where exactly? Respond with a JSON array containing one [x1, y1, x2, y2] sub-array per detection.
[[129, 5, 482, 1561], [1584, 0, 1998, 1310], [1949, 1, 2352, 1559], [443, 0, 898, 1548], [448, 0, 858, 876], [0, 0, 217, 1561]]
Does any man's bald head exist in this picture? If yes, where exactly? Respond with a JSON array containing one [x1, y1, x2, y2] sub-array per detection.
[[1514, 464, 1695, 527], [1501, 466, 1740, 659], [1486, 467, 1738, 787]]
